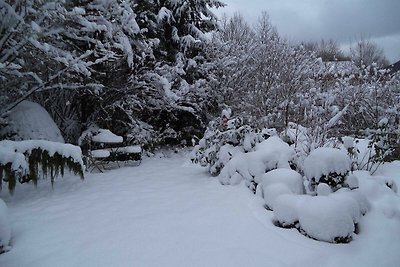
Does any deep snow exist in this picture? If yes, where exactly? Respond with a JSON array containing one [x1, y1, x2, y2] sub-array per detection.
[[0, 152, 399, 267]]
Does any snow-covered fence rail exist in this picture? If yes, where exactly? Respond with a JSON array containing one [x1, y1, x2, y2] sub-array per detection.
[[0, 140, 84, 193]]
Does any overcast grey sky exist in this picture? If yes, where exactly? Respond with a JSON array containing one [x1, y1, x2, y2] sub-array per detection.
[[214, 0, 400, 63]]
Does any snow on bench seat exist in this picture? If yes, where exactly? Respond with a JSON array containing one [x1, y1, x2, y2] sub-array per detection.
[[90, 149, 110, 159], [117, 146, 142, 154]]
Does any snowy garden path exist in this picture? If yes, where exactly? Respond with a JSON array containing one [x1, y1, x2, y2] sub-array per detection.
[[1, 153, 400, 267]]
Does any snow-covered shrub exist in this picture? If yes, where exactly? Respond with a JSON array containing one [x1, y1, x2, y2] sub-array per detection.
[[298, 196, 355, 243], [339, 126, 400, 175], [0, 199, 11, 254], [259, 168, 304, 195], [332, 188, 370, 218], [0, 101, 65, 143], [303, 147, 351, 193], [218, 136, 295, 190], [281, 122, 311, 164], [273, 188, 369, 243], [262, 183, 293, 210], [191, 116, 268, 176], [258, 168, 304, 210], [281, 122, 340, 172], [0, 140, 84, 193], [316, 183, 332, 196], [273, 194, 310, 228]]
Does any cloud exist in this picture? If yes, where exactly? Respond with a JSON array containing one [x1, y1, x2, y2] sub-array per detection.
[[213, 0, 400, 62]]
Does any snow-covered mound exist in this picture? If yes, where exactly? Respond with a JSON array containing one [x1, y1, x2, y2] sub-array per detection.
[[355, 171, 396, 195], [262, 183, 293, 210], [259, 168, 304, 195], [0, 101, 64, 143], [218, 136, 295, 185], [273, 189, 369, 243], [316, 183, 332, 196], [273, 194, 310, 227], [335, 188, 370, 216], [304, 147, 351, 180], [0, 140, 84, 174], [0, 199, 11, 253], [299, 196, 355, 243]]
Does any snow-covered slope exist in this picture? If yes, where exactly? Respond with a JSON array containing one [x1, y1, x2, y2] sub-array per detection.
[[0, 101, 64, 143], [0, 153, 399, 267]]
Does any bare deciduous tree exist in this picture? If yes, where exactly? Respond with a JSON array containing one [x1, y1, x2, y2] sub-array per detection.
[[350, 36, 389, 67]]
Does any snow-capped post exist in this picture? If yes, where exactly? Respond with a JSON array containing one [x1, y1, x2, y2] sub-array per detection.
[[0, 140, 85, 194]]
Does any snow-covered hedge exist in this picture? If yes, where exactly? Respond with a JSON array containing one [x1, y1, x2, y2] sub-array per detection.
[[0, 140, 84, 193], [0, 199, 11, 254]]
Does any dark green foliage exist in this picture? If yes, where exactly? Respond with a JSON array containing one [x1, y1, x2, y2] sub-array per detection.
[[0, 164, 17, 194], [307, 171, 349, 193], [0, 148, 84, 194], [318, 172, 348, 190]]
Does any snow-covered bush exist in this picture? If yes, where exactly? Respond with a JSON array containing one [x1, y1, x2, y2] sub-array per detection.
[[191, 116, 268, 176], [339, 126, 400, 176], [0, 101, 64, 143], [0, 140, 84, 193], [257, 168, 304, 210], [281, 122, 342, 172], [259, 168, 304, 195], [273, 190, 369, 243], [298, 196, 355, 243], [0, 199, 11, 254], [262, 183, 293, 211], [218, 136, 295, 190], [303, 147, 352, 193], [273, 194, 310, 228]]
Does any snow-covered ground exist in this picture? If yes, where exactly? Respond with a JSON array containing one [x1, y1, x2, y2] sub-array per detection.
[[1, 152, 399, 267]]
